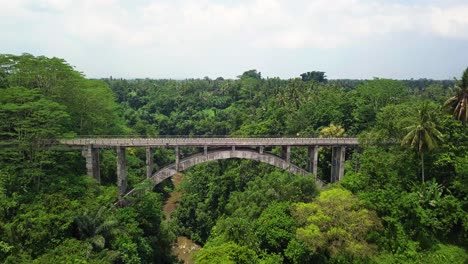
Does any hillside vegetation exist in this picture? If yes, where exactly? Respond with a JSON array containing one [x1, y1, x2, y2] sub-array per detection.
[[0, 54, 466, 263]]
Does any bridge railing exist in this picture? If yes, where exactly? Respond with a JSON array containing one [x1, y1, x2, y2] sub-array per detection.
[[57, 137, 361, 146], [59, 134, 328, 139]]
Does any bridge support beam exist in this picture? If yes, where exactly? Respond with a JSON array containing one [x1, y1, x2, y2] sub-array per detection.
[[308, 146, 319, 179], [82, 145, 100, 183], [116, 147, 127, 203], [146, 147, 153, 178], [331, 146, 346, 182], [175, 146, 180, 171]]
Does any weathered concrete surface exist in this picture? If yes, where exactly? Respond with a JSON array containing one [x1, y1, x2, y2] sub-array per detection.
[[308, 145, 319, 179], [281, 146, 291, 163], [331, 146, 346, 182], [82, 145, 100, 183], [61, 137, 359, 147], [338, 146, 346, 181], [146, 147, 153, 178], [116, 147, 127, 202], [175, 146, 180, 171]]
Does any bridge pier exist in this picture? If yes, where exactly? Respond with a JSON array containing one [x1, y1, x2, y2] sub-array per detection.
[[282, 146, 291, 163], [117, 147, 127, 203], [308, 146, 319, 179], [146, 147, 153, 178], [82, 145, 100, 183], [331, 146, 346, 182], [175, 146, 180, 171]]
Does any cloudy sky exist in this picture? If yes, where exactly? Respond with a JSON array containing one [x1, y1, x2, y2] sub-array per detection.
[[1, 0, 467, 79]]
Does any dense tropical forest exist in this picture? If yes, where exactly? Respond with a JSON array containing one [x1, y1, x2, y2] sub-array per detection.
[[0, 53, 466, 263]]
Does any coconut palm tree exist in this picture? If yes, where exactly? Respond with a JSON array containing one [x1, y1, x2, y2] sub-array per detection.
[[402, 102, 443, 183], [444, 67, 468, 125], [74, 206, 118, 251]]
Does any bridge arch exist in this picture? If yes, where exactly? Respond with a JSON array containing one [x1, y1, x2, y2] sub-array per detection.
[[124, 148, 323, 198], [151, 148, 323, 185]]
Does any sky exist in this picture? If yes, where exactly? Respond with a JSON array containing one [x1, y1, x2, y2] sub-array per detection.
[[1, 0, 467, 80]]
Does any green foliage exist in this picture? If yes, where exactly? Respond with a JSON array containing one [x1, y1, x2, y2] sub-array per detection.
[[291, 187, 381, 262], [207, 217, 260, 249], [226, 170, 319, 219], [373, 102, 417, 140], [0, 53, 125, 136], [375, 243, 467, 264], [256, 202, 296, 253], [351, 78, 409, 132], [0, 54, 172, 263], [401, 102, 444, 183], [104, 67, 465, 263], [195, 241, 259, 264], [239, 69, 262, 80], [32, 238, 115, 264], [444, 67, 468, 125], [319, 123, 345, 138], [112, 192, 175, 263], [0, 86, 70, 141], [300, 71, 327, 83], [0, 53, 466, 263], [288, 84, 350, 135], [402, 102, 443, 155]]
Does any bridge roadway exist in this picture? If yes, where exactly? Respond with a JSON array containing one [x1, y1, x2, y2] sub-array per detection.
[[62, 137, 358, 205], [60, 137, 359, 147]]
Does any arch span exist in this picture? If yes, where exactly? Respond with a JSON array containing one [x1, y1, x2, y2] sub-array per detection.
[[123, 148, 323, 200], [153, 148, 323, 184]]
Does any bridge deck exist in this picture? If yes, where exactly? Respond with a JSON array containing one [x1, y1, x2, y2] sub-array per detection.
[[60, 137, 359, 147]]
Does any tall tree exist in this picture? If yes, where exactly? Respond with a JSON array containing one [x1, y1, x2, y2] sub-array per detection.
[[401, 102, 443, 183], [0, 54, 125, 136], [300, 71, 327, 83], [444, 67, 468, 125], [238, 69, 262, 80], [290, 187, 381, 262]]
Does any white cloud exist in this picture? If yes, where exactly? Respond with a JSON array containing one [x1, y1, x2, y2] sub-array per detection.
[[2, 0, 467, 50], [0, 0, 467, 78], [428, 5, 468, 38]]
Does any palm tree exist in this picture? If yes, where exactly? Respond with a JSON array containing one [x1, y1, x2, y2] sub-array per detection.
[[402, 102, 443, 183], [444, 67, 468, 125], [74, 206, 118, 251]]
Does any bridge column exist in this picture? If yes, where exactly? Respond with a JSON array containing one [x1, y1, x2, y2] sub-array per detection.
[[82, 145, 100, 183], [331, 146, 346, 182], [282, 146, 291, 163], [308, 145, 319, 179], [259, 146, 264, 154], [146, 147, 153, 178], [175, 146, 180, 171], [204, 146, 208, 155], [338, 146, 346, 181], [116, 147, 127, 203]]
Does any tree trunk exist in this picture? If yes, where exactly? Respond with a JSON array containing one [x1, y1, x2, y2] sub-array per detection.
[[421, 153, 425, 184]]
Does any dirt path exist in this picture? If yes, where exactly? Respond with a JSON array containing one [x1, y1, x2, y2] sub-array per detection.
[[163, 173, 201, 264]]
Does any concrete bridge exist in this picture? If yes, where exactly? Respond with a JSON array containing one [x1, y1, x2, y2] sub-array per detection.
[[60, 137, 359, 203]]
